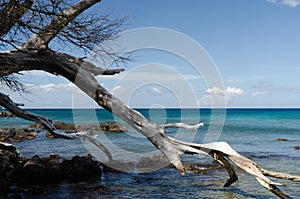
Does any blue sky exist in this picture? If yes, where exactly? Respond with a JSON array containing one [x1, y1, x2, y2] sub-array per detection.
[[4, 0, 300, 108]]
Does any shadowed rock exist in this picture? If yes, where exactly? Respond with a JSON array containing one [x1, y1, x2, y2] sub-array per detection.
[[61, 154, 102, 182]]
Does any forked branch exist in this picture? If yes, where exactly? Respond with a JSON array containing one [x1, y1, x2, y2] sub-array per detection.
[[0, 92, 112, 160]]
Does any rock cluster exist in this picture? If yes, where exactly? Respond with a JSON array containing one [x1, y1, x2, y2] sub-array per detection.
[[30, 121, 128, 133], [0, 128, 37, 142], [76, 121, 128, 132], [0, 142, 102, 193], [102, 156, 171, 173], [0, 111, 15, 117]]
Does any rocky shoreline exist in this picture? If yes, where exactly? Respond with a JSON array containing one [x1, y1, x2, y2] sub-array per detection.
[[0, 142, 102, 194], [0, 141, 224, 195]]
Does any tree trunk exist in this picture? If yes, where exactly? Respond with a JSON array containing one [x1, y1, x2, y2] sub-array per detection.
[[0, 0, 299, 198]]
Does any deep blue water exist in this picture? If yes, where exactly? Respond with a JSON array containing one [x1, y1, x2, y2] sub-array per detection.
[[1, 108, 299, 198]]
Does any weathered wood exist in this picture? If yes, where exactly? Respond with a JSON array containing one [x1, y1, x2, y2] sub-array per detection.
[[0, 0, 299, 198], [162, 122, 204, 130], [0, 92, 112, 160]]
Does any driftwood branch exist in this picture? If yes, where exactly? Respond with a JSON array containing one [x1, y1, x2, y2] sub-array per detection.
[[0, 92, 112, 160], [0, 0, 299, 198], [162, 122, 204, 130], [1, 43, 299, 199]]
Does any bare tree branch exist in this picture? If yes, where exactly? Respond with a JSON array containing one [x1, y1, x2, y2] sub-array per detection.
[[162, 122, 204, 130], [0, 0, 299, 198], [23, 0, 101, 49], [0, 91, 113, 160], [0, 0, 33, 37]]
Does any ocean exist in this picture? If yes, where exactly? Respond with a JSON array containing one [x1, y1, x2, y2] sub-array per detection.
[[1, 108, 299, 198]]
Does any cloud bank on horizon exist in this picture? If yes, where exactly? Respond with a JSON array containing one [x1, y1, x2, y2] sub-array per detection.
[[267, 0, 300, 7]]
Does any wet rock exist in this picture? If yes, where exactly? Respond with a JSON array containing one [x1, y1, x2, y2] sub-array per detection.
[[29, 123, 45, 129], [0, 142, 19, 193], [0, 143, 102, 191], [0, 128, 37, 142], [99, 121, 128, 132], [0, 178, 10, 193], [76, 121, 128, 133], [31, 121, 128, 133], [278, 138, 288, 141], [102, 160, 136, 173], [0, 111, 15, 117], [14, 154, 64, 185], [54, 121, 75, 130], [46, 131, 55, 139], [183, 163, 223, 174], [61, 155, 102, 182], [294, 146, 300, 150], [137, 156, 170, 172], [14, 155, 47, 185]]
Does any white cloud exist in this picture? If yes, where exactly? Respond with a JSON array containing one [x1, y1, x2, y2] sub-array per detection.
[[150, 87, 163, 95], [266, 0, 300, 7], [252, 91, 269, 97], [226, 86, 244, 95], [206, 87, 223, 95], [200, 86, 245, 107], [207, 86, 244, 96], [25, 83, 76, 92]]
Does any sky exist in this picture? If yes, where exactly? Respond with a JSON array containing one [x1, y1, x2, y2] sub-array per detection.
[[3, 0, 300, 108]]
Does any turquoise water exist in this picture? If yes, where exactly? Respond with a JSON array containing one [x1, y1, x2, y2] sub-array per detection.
[[1, 108, 300, 198]]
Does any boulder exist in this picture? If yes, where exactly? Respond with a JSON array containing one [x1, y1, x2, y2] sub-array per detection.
[[102, 160, 136, 173], [99, 121, 128, 132], [61, 155, 101, 182], [0, 128, 37, 142], [0, 142, 19, 192], [53, 121, 75, 130], [294, 146, 300, 150], [137, 156, 170, 172], [0, 111, 15, 117], [278, 138, 288, 141], [76, 121, 128, 132], [14, 154, 64, 185], [29, 123, 45, 129]]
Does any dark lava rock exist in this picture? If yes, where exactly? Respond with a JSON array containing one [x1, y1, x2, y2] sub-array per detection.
[[0, 143, 102, 193], [61, 155, 102, 182], [0, 128, 37, 142], [0, 142, 19, 193], [278, 138, 288, 141], [0, 111, 15, 117], [102, 160, 136, 173], [137, 156, 170, 172], [76, 121, 128, 133], [99, 121, 128, 132], [54, 121, 75, 130]]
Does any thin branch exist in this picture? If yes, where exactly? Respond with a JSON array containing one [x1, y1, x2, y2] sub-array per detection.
[[23, 0, 101, 49], [0, 0, 33, 37], [162, 122, 204, 130], [0, 91, 113, 161]]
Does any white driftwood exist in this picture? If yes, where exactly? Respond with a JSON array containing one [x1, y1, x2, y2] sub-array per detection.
[[162, 122, 204, 130], [0, 0, 299, 198]]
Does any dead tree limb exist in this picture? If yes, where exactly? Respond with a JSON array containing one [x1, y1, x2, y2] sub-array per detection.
[[0, 92, 113, 160], [162, 122, 204, 130], [0, 0, 299, 198]]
